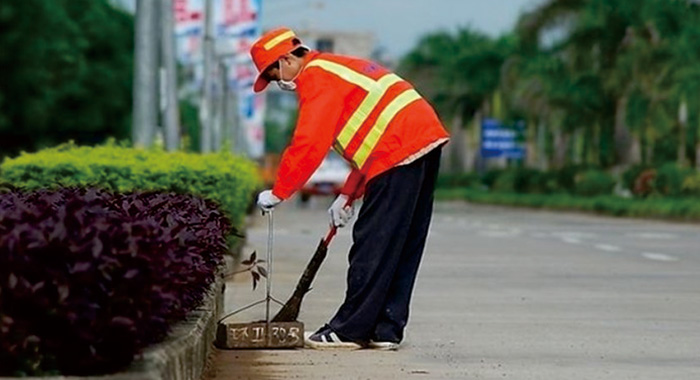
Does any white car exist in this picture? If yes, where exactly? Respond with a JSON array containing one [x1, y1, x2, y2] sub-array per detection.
[[300, 152, 351, 202]]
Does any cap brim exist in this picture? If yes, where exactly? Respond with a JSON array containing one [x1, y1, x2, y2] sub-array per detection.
[[253, 74, 270, 93]]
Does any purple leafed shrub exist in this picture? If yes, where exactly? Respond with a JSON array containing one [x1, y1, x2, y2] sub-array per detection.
[[0, 187, 231, 376]]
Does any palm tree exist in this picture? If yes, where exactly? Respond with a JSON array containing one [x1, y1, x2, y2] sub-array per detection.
[[399, 29, 512, 172]]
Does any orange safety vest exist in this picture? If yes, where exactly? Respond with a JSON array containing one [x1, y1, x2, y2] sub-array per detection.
[[272, 51, 450, 200]]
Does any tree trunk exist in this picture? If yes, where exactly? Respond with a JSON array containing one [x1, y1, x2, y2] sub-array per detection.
[[678, 100, 688, 166], [614, 96, 634, 166], [553, 129, 570, 169], [629, 135, 642, 165], [575, 129, 585, 164], [441, 136, 453, 173], [525, 118, 537, 168], [450, 114, 466, 172], [469, 111, 484, 171], [537, 119, 548, 170], [643, 124, 654, 165]]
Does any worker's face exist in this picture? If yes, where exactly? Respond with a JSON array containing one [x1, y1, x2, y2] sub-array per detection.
[[262, 54, 302, 83]]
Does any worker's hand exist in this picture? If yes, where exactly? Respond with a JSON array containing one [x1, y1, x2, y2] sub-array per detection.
[[328, 194, 354, 228], [257, 190, 282, 212]]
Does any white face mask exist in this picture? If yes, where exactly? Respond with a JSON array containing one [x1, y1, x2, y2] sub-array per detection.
[[276, 62, 298, 92]]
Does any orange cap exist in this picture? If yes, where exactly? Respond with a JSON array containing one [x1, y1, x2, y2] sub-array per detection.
[[250, 27, 303, 93]]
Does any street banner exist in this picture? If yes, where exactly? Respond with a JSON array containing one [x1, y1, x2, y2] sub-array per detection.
[[173, 0, 265, 158], [481, 118, 526, 159]]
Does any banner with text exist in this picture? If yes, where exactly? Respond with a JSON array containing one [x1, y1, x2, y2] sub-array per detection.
[[174, 0, 265, 158]]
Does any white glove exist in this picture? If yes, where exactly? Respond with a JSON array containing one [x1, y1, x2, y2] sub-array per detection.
[[328, 194, 354, 228], [257, 190, 282, 211]]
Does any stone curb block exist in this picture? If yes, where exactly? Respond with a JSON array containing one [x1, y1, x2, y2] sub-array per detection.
[[2, 266, 225, 380]]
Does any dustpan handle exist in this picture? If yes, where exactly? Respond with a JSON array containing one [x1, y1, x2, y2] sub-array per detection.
[[265, 210, 273, 325]]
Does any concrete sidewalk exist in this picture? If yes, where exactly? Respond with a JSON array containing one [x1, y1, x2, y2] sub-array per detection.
[[205, 198, 700, 380]]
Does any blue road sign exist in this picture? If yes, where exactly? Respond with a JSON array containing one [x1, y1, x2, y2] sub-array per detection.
[[481, 118, 526, 159]]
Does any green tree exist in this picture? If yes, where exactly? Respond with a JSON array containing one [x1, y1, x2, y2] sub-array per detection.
[[0, 0, 133, 157], [399, 29, 512, 172]]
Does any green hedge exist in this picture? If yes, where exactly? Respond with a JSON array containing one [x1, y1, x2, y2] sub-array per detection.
[[0, 142, 261, 226], [574, 169, 616, 197], [436, 188, 700, 220]]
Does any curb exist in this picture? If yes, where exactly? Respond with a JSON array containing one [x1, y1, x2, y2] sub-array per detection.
[[3, 267, 225, 380]]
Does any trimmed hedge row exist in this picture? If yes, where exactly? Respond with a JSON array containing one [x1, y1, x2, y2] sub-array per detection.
[[436, 188, 700, 220], [0, 142, 261, 227], [0, 188, 231, 376], [439, 164, 700, 198]]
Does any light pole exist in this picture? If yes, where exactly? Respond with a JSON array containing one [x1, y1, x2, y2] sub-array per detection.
[[132, 0, 158, 148], [160, 0, 180, 151], [199, 0, 215, 153]]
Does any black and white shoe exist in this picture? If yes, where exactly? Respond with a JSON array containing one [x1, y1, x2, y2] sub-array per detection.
[[304, 325, 363, 350], [368, 340, 400, 351]]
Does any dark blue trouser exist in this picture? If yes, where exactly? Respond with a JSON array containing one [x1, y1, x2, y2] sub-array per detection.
[[328, 146, 442, 343]]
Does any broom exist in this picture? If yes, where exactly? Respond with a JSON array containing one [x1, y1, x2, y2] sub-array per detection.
[[272, 225, 338, 322]]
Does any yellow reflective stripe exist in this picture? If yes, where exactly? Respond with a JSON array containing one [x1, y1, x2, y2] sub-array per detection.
[[305, 60, 375, 91], [336, 73, 403, 149], [264, 30, 295, 50], [352, 89, 422, 168], [332, 141, 345, 155]]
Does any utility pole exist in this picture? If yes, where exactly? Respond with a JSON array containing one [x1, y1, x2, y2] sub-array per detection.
[[132, 0, 158, 148], [212, 61, 224, 152], [199, 0, 214, 153], [160, 0, 180, 151], [222, 62, 241, 154], [678, 99, 688, 166]]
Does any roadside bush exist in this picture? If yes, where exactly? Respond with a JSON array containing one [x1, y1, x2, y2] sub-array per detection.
[[478, 168, 560, 194], [0, 141, 261, 227], [555, 164, 591, 193], [0, 188, 230, 376], [633, 169, 657, 197], [482, 169, 506, 189], [489, 167, 582, 194], [574, 169, 616, 197], [435, 188, 700, 220], [622, 164, 652, 193], [653, 163, 694, 197], [513, 168, 552, 193], [436, 173, 482, 188], [492, 169, 517, 192], [681, 171, 700, 197]]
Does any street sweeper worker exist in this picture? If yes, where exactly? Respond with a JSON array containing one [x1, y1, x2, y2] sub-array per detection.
[[251, 27, 449, 350]]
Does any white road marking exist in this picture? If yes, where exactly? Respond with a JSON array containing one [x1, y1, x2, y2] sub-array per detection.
[[595, 244, 621, 252], [552, 231, 598, 239], [478, 229, 521, 238], [562, 237, 581, 244], [628, 233, 677, 239], [642, 253, 678, 262]]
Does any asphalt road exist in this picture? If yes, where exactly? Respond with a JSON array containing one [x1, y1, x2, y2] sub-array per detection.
[[206, 198, 700, 380]]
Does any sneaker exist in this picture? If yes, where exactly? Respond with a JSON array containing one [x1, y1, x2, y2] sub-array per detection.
[[304, 325, 363, 350], [368, 340, 400, 351]]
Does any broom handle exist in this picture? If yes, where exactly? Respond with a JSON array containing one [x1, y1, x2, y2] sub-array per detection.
[[323, 226, 337, 246]]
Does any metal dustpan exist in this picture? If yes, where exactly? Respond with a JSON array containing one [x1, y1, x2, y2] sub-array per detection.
[[215, 210, 304, 349]]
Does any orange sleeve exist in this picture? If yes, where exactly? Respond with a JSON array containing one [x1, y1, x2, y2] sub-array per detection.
[[272, 75, 342, 200], [341, 168, 366, 200]]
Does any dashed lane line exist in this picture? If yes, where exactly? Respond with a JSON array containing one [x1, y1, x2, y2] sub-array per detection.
[[641, 252, 679, 262], [594, 244, 622, 252], [561, 237, 582, 244]]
